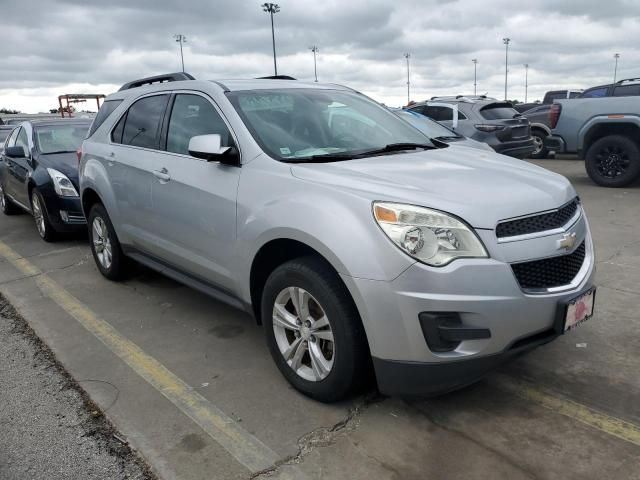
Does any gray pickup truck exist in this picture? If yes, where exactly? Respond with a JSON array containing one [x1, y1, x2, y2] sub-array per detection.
[[546, 97, 640, 187]]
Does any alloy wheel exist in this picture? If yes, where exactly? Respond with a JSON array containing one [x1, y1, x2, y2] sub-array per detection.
[[31, 194, 46, 238], [596, 145, 630, 179], [532, 135, 543, 155], [272, 286, 335, 382], [92, 216, 113, 270]]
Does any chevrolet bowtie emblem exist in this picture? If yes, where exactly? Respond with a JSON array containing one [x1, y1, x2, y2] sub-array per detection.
[[558, 232, 577, 250]]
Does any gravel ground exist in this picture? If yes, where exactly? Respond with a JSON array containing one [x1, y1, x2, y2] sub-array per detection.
[[0, 297, 155, 480]]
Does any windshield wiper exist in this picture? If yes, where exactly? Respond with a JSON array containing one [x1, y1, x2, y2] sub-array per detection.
[[283, 143, 435, 163], [41, 150, 76, 155]]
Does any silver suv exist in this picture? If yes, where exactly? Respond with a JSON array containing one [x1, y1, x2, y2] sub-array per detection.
[[79, 73, 596, 402]]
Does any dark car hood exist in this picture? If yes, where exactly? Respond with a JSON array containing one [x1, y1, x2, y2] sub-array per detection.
[[37, 152, 80, 186]]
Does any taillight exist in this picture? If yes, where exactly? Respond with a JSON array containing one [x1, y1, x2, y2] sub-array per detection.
[[549, 104, 562, 129], [76, 148, 82, 164]]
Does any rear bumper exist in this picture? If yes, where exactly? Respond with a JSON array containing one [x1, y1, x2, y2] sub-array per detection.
[[493, 139, 536, 159], [545, 135, 566, 154]]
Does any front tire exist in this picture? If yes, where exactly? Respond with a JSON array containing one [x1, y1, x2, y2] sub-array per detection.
[[585, 135, 640, 187], [88, 203, 129, 280], [30, 189, 57, 242], [530, 130, 549, 159], [262, 257, 371, 402]]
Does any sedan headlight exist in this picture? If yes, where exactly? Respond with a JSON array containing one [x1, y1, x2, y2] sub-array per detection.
[[47, 168, 78, 197], [373, 202, 488, 266]]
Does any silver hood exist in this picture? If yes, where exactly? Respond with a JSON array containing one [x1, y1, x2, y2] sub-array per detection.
[[290, 146, 575, 229]]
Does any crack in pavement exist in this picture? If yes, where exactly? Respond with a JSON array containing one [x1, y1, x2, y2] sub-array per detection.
[[249, 393, 384, 479]]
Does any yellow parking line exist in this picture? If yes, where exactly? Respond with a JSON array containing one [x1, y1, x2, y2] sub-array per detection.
[[493, 375, 640, 447], [0, 241, 304, 477]]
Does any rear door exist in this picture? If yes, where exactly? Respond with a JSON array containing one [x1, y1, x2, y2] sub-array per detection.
[[108, 93, 170, 251], [149, 91, 241, 291]]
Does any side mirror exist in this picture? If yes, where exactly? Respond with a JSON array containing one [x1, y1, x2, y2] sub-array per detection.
[[5, 146, 25, 158], [188, 134, 236, 162]]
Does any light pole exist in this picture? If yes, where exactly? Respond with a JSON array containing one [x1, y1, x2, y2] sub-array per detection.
[[404, 53, 411, 105], [472, 59, 478, 96], [613, 53, 620, 83], [503, 38, 511, 101], [174, 34, 187, 72], [310, 46, 319, 82], [524, 63, 529, 103], [262, 3, 280, 76]]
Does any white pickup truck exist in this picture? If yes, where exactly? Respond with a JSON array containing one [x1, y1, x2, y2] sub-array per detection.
[[545, 97, 640, 187]]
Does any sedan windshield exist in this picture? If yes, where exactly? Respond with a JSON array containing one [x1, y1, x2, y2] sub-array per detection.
[[227, 89, 432, 161], [35, 123, 90, 154]]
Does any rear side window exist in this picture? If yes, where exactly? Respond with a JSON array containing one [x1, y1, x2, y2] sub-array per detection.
[[480, 104, 519, 120], [581, 87, 608, 98], [423, 106, 453, 121], [88, 99, 122, 137], [117, 94, 170, 149], [612, 84, 640, 97], [166, 94, 234, 155]]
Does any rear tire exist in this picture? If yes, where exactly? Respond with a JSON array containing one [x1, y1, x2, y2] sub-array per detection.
[[0, 183, 20, 215], [530, 130, 549, 159], [585, 135, 640, 187], [261, 256, 371, 402], [30, 189, 57, 242], [88, 203, 129, 280]]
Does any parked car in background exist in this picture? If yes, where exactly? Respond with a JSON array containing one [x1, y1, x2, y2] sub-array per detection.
[[0, 119, 91, 240], [514, 90, 583, 113], [392, 109, 494, 152], [0, 126, 13, 153], [579, 77, 640, 98], [545, 96, 640, 187], [79, 73, 595, 402], [408, 96, 535, 158], [521, 104, 552, 159]]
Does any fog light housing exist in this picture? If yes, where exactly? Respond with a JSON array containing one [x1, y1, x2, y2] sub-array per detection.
[[419, 312, 491, 353], [60, 210, 69, 222]]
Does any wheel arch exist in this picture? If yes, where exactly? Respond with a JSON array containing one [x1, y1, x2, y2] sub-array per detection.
[[581, 120, 640, 155]]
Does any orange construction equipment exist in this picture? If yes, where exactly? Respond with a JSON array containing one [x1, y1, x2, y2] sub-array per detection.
[[57, 94, 106, 118]]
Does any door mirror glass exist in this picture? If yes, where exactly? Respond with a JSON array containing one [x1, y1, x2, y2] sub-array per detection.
[[5, 146, 25, 157], [188, 134, 231, 160]]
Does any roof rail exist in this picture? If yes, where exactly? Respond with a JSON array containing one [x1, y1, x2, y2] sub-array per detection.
[[118, 72, 196, 91], [616, 77, 640, 85], [256, 75, 297, 80]]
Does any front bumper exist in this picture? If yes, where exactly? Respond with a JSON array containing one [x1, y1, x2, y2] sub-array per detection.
[[341, 212, 595, 397], [41, 187, 86, 232]]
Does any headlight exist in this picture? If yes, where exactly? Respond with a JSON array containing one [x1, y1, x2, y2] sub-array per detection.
[[373, 202, 488, 266], [47, 168, 78, 197]]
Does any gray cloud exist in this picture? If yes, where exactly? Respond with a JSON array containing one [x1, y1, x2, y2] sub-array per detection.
[[2, 0, 640, 111]]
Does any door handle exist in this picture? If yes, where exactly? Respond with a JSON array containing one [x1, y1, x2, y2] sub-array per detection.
[[152, 168, 171, 182]]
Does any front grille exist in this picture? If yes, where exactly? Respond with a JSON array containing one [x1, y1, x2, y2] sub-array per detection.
[[496, 199, 579, 239], [511, 241, 586, 290]]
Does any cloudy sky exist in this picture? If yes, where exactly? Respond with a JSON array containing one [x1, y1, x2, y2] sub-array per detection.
[[2, 0, 639, 113]]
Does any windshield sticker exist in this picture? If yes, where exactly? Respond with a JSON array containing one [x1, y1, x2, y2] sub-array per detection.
[[280, 147, 291, 155]]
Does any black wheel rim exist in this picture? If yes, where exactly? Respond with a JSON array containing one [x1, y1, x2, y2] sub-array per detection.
[[595, 144, 631, 179]]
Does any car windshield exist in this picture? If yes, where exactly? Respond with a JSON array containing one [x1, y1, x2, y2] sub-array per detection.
[[227, 88, 432, 161], [393, 110, 461, 138], [35, 123, 90, 154]]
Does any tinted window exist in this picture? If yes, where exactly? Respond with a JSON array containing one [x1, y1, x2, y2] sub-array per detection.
[[120, 95, 169, 149], [581, 87, 608, 98], [458, 111, 468, 120], [166, 94, 233, 155], [568, 92, 582, 98], [423, 106, 453, 121], [111, 114, 126, 143], [16, 128, 29, 151], [35, 124, 90, 154], [88, 99, 122, 137], [6, 128, 19, 147], [480, 105, 520, 120], [612, 84, 640, 97], [545, 92, 566, 102]]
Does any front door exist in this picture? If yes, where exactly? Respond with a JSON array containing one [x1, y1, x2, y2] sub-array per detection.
[[6, 127, 32, 207], [149, 92, 241, 291]]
